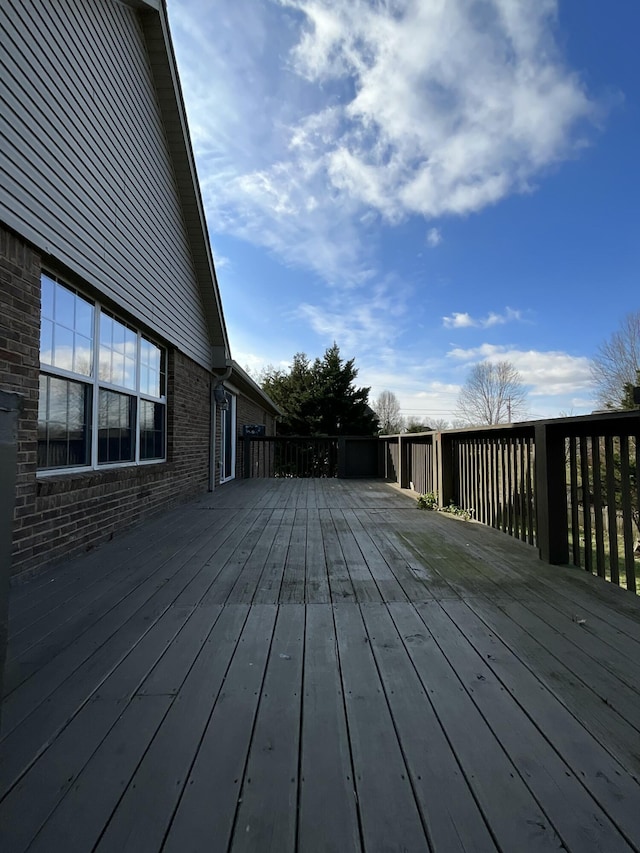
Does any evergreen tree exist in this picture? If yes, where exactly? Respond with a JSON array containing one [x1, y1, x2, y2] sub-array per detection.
[[261, 344, 379, 435]]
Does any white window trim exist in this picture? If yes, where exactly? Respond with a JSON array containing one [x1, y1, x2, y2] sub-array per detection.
[[38, 274, 167, 475]]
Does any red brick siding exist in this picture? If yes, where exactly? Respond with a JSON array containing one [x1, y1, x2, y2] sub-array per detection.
[[0, 227, 40, 570], [2, 226, 213, 577]]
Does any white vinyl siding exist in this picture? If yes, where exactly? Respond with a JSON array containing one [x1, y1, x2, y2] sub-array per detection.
[[0, 0, 213, 368]]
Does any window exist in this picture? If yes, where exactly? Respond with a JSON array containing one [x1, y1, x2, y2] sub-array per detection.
[[38, 274, 167, 471]]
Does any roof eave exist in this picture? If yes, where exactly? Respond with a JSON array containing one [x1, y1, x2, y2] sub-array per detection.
[[227, 361, 283, 417]]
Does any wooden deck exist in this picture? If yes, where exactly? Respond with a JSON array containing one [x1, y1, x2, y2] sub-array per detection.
[[2, 478, 640, 852]]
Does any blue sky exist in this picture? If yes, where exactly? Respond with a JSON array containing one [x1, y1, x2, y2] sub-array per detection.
[[168, 0, 640, 422]]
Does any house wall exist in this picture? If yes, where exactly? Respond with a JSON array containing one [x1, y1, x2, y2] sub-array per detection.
[[0, 0, 212, 369], [1, 226, 212, 576]]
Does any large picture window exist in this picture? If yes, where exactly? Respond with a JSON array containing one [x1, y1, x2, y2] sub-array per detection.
[[38, 274, 167, 471]]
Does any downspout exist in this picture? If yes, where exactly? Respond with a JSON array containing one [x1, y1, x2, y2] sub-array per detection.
[[209, 362, 233, 492]]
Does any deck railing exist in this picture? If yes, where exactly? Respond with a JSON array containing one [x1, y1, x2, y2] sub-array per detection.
[[241, 436, 339, 478], [380, 411, 639, 591]]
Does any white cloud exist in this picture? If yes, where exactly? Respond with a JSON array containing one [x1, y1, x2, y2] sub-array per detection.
[[426, 227, 442, 248], [443, 307, 523, 328], [446, 342, 593, 397], [170, 0, 598, 285], [443, 312, 476, 329]]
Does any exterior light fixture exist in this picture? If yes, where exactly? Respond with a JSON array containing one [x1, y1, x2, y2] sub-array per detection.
[[213, 383, 229, 410]]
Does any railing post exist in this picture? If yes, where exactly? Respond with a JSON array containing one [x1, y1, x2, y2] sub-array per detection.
[[434, 431, 454, 505], [534, 423, 569, 565], [1, 391, 22, 725], [399, 434, 410, 488], [337, 437, 347, 479]]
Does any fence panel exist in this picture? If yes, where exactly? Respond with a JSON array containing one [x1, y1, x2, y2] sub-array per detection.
[[379, 436, 399, 482], [406, 435, 435, 494], [451, 431, 536, 544]]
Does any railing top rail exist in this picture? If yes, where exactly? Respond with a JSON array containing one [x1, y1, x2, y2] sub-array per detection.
[[380, 410, 638, 442], [240, 435, 377, 441]]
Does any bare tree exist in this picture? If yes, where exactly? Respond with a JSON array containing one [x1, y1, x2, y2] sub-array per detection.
[[373, 390, 404, 434], [456, 360, 527, 425], [591, 311, 640, 409], [430, 417, 451, 431]]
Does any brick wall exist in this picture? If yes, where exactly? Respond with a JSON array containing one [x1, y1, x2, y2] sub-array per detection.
[[0, 227, 40, 573], [1, 225, 213, 577]]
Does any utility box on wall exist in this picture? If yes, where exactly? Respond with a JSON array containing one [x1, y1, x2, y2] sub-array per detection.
[[243, 424, 266, 437]]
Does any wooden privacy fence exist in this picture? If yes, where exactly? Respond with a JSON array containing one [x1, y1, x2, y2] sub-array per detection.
[[379, 410, 639, 592]]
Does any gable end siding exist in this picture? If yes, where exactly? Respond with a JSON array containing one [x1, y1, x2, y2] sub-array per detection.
[[1, 0, 214, 368]]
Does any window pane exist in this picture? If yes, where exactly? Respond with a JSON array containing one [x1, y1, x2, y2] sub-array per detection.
[[40, 318, 53, 364], [99, 315, 112, 381], [98, 389, 135, 463], [53, 325, 74, 372], [40, 277, 94, 376], [74, 334, 92, 375], [41, 275, 54, 320], [55, 283, 75, 325], [140, 336, 165, 397], [75, 297, 94, 338], [99, 313, 136, 390], [140, 400, 166, 460], [38, 375, 91, 469]]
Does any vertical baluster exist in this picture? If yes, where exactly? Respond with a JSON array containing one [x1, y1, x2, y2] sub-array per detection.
[[519, 438, 526, 542], [569, 437, 580, 566], [604, 435, 620, 585], [527, 437, 535, 545], [500, 438, 509, 533], [591, 437, 606, 577], [579, 436, 593, 574], [620, 434, 637, 592]]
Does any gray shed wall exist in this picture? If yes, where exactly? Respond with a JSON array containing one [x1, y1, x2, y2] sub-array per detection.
[[0, 0, 213, 368]]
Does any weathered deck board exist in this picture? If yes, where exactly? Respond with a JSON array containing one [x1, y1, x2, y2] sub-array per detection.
[[387, 601, 566, 852], [467, 597, 640, 773], [360, 602, 498, 852], [5, 507, 234, 684], [2, 478, 640, 853], [297, 603, 361, 852], [303, 507, 331, 603], [333, 602, 429, 851], [161, 604, 277, 853], [229, 604, 304, 852], [90, 604, 250, 853], [425, 599, 636, 850]]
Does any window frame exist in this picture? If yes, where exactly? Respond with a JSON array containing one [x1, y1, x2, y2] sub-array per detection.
[[38, 273, 167, 475]]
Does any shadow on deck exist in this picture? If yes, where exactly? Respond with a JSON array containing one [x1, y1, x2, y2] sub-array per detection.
[[2, 478, 640, 852]]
